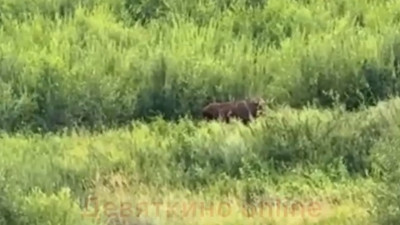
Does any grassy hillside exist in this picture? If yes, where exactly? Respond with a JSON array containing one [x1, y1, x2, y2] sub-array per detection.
[[1, 0, 400, 131], [2, 0, 400, 224], [1, 98, 400, 225]]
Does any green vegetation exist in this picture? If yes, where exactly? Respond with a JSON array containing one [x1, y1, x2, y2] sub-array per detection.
[[1, 0, 400, 224], [2, 99, 400, 225], [1, 0, 400, 131]]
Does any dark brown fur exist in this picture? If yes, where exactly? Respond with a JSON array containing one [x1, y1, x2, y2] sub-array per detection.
[[202, 98, 265, 124]]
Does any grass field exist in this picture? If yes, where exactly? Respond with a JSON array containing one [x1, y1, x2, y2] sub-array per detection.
[[1, 0, 400, 224]]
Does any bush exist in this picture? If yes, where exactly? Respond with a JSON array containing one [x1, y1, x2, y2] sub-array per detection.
[[0, 97, 398, 224], [1, 0, 400, 131]]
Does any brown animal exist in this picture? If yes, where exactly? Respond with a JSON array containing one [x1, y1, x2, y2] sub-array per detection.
[[202, 97, 265, 124]]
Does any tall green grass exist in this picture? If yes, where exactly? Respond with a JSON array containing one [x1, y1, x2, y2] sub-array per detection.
[[1, 0, 400, 131], [2, 0, 400, 224], [2, 97, 400, 225], [0, 97, 400, 224]]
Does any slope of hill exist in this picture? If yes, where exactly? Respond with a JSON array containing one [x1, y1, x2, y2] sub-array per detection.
[[1, 0, 400, 224], [1, 0, 400, 132]]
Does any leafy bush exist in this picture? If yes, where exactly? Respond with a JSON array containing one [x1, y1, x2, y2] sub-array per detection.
[[1, 0, 400, 131]]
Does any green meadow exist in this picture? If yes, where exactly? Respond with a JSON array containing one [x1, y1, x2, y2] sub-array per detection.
[[1, 0, 400, 224]]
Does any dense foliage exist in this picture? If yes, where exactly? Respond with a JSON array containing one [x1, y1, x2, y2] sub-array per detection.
[[1, 0, 400, 132], [1, 0, 400, 224]]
